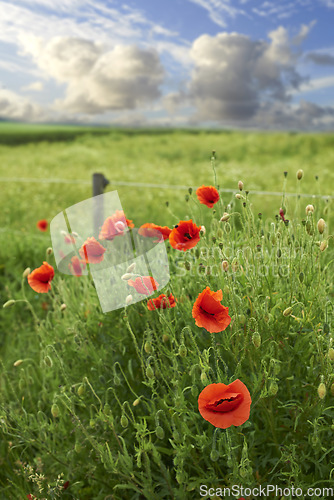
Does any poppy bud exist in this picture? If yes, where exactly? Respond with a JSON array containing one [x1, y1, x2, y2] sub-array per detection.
[[125, 294, 133, 305], [188, 187, 193, 195], [104, 403, 111, 415], [146, 366, 154, 379], [283, 307, 292, 317], [173, 430, 181, 442], [133, 398, 141, 406], [121, 273, 135, 281], [331, 383, 334, 396], [200, 225, 206, 235], [268, 381, 278, 396], [3, 299, 16, 308], [13, 359, 23, 367], [77, 384, 85, 396], [328, 348, 334, 361], [299, 272, 304, 283], [156, 425, 165, 439], [235, 193, 242, 200], [46, 247, 53, 256], [185, 194, 189, 202], [210, 449, 219, 462], [317, 218, 326, 234], [113, 375, 121, 386], [74, 442, 82, 453], [120, 415, 128, 428], [320, 240, 328, 252], [200, 372, 208, 384], [220, 213, 230, 222], [22, 267, 31, 278], [179, 344, 187, 357], [144, 341, 153, 353], [222, 260, 229, 272], [306, 204, 314, 215], [162, 334, 169, 343], [323, 323, 330, 334], [126, 263, 136, 273], [252, 332, 261, 348], [231, 259, 238, 272], [297, 169, 303, 180], [238, 180, 244, 191], [318, 382, 326, 399], [60, 303, 67, 311], [185, 261, 191, 271], [51, 404, 60, 418], [44, 356, 53, 367]]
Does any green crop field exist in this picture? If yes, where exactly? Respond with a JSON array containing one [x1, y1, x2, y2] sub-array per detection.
[[0, 124, 333, 499]]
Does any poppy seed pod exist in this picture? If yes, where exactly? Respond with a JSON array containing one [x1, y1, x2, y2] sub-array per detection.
[[317, 382, 326, 399], [317, 218, 326, 234], [120, 415, 128, 428], [306, 204, 314, 215], [297, 169, 304, 180]]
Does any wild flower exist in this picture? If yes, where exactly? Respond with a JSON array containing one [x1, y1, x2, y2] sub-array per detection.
[[79, 237, 106, 264], [99, 210, 134, 240], [169, 220, 201, 251], [196, 185, 220, 208], [139, 223, 172, 240], [127, 276, 159, 295], [27, 262, 54, 293], [147, 294, 176, 310], [37, 219, 48, 231], [192, 286, 231, 333], [198, 379, 252, 429]]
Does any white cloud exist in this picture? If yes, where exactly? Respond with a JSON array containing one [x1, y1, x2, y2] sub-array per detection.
[[0, 88, 46, 121], [21, 81, 44, 91], [299, 75, 334, 92], [186, 0, 246, 28], [20, 36, 165, 114], [164, 24, 334, 130]]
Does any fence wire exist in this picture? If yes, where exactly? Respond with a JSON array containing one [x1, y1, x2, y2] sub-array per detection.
[[0, 177, 333, 199]]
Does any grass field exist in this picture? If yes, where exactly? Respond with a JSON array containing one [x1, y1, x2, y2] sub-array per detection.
[[0, 124, 333, 499]]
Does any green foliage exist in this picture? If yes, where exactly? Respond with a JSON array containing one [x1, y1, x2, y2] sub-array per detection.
[[0, 128, 334, 499]]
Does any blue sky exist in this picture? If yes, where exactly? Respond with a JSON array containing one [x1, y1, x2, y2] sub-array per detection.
[[0, 0, 334, 129]]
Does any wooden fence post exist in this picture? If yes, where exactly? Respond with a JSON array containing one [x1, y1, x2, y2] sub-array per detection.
[[92, 173, 110, 237]]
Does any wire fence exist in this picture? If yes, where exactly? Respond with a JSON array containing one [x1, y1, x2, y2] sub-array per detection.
[[0, 176, 333, 199], [0, 174, 332, 237]]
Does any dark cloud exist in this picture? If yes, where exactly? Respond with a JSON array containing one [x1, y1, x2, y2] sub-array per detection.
[[306, 52, 334, 65]]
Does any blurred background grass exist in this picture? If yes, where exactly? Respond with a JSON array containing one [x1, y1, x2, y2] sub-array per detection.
[[0, 124, 333, 236]]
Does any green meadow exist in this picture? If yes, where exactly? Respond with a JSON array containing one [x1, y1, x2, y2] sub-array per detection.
[[0, 124, 333, 499]]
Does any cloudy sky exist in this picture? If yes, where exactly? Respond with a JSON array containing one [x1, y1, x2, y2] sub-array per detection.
[[1, 0, 334, 129]]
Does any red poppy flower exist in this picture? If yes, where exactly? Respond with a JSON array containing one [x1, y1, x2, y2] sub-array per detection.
[[196, 185, 220, 208], [79, 237, 106, 264], [37, 219, 48, 231], [198, 379, 251, 429], [139, 223, 172, 241], [169, 220, 201, 251], [63, 480, 70, 490], [192, 286, 231, 333], [27, 262, 55, 293], [64, 233, 76, 244], [68, 256, 86, 276], [147, 294, 176, 310], [99, 210, 134, 240], [128, 276, 159, 295]]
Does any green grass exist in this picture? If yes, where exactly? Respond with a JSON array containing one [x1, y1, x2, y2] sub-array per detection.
[[0, 124, 333, 499]]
